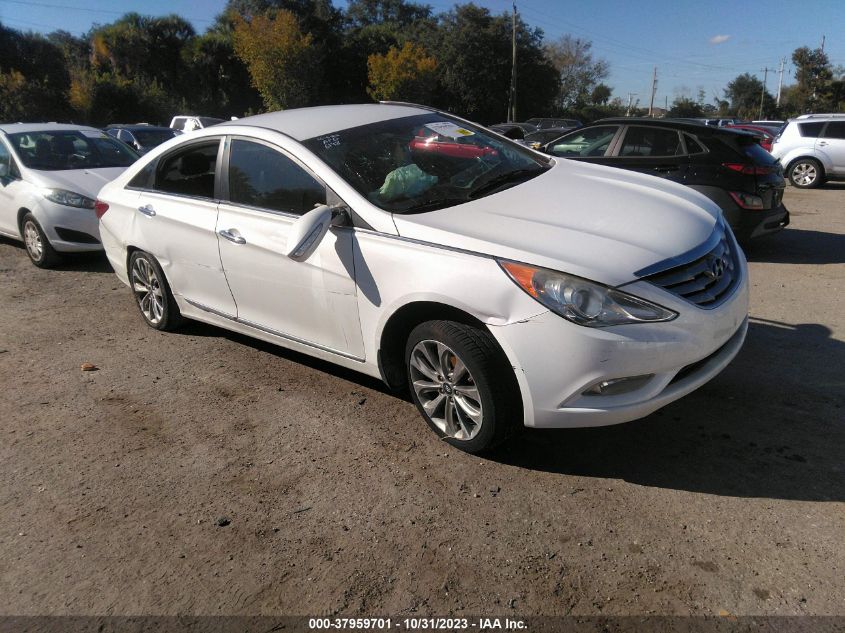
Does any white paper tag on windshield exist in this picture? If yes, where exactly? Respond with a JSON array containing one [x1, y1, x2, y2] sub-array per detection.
[[81, 130, 108, 138], [424, 122, 475, 139]]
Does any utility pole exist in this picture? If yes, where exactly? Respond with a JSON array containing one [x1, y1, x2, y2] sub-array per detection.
[[759, 67, 769, 119], [648, 67, 658, 117], [626, 93, 637, 116], [507, 2, 517, 122], [820, 34, 825, 52], [776, 57, 785, 108]]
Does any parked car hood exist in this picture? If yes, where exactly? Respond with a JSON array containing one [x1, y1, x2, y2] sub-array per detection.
[[392, 159, 720, 287], [28, 167, 128, 199]]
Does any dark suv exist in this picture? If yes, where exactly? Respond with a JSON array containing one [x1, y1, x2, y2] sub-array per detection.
[[540, 118, 789, 242]]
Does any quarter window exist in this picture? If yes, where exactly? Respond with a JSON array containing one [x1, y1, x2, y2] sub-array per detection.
[[154, 141, 219, 199], [227, 139, 326, 216], [798, 122, 824, 137], [619, 127, 683, 157], [822, 121, 845, 139]]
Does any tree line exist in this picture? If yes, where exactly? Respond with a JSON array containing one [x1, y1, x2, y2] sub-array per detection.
[[1, 0, 842, 127]]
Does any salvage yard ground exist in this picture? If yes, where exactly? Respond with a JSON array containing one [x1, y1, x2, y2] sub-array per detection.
[[0, 185, 843, 616]]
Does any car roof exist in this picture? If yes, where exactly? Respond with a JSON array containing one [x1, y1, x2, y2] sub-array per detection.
[[595, 118, 737, 133], [0, 122, 103, 134], [217, 103, 431, 141]]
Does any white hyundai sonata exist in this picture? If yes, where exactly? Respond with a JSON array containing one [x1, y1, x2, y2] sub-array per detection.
[[0, 123, 138, 267], [97, 103, 748, 452]]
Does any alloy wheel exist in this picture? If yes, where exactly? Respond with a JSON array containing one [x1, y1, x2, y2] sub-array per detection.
[[409, 340, 483, 441], [23, 220, 43, 262], [791, 162, 818, 187], [131, 256, 165, 325]]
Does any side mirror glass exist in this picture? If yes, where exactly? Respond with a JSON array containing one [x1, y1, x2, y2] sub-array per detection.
[[286, 204, 334, 262]]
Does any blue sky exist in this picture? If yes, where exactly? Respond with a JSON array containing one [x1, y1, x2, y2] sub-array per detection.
[[1, 0, 842, 110]]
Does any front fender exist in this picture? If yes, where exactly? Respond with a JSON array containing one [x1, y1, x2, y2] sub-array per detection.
[[779, 148, 833, 172]]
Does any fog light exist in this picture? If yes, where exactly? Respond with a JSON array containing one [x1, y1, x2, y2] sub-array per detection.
[[582, 374, 654, 396]]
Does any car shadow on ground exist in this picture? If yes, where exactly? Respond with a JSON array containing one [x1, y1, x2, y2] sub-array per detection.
[[490, 318, 845, 502], [744, 228, 845, 265], [0, 236, 114, 272], [179, 320, 397, 396]]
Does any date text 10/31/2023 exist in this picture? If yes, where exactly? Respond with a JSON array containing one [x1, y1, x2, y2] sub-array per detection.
[[308, 617, 527, 630]]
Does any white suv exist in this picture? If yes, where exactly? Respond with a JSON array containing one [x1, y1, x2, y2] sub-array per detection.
[[770, 114, 845, 188]]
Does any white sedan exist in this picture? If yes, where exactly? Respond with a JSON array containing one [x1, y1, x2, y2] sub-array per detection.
[[97, 104, 748, 452], [0, 123, 138, 267]]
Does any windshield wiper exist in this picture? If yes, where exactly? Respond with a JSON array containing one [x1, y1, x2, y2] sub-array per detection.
[[468, 168, 541, 199], [401, 197, 469, 213]]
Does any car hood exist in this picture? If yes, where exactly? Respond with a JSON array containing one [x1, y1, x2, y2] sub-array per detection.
[[28, 167, 128, 199], [392, 159, 720, 287]]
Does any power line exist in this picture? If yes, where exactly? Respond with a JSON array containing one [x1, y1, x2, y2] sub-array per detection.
[[0, 0, 213, 22]]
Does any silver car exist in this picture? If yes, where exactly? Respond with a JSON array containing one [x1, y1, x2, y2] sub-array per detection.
[[770, 114, 845, 188]]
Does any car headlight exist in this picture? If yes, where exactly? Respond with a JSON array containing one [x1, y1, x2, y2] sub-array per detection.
[[42, 188, 96, 209], [499, 260, 677, 327]]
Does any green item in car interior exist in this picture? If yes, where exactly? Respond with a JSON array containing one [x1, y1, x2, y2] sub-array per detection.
[[373, 163, 438, 202]]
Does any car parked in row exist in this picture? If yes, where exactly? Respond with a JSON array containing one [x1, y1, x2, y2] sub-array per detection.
[[770, 114, 845, 189], [0, 123, 137, 267], [725, 124, 775, 152], [169, 115, 226, 133], [539, 118, 789, 242], [105, 124, 180, 155], [97, 103, 748, 453]]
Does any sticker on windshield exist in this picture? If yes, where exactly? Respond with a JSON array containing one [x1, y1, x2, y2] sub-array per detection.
[[81, 130, 108, 138], [424, 122, 475, 139]]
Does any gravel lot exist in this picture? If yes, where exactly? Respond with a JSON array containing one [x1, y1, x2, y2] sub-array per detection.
[[1, 185, 843, 618]]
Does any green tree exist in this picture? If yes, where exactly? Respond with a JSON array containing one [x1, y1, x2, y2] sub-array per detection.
[[590, 83, 611, 105], [545, 35, 608, 111], [427, 4, 559, 123], [724, 73, 774, 119], [791, 46, 833, 112], [232, 9, 318, 110], [367, 41, 437, 102], [668, 96, 703, 118]]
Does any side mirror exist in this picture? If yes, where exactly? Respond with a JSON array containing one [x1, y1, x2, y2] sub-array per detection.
[[286, 204, 334, 262], [0, 163, 8, 179]]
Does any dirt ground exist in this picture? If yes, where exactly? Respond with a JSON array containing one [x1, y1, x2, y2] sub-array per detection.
[[1, 185, 843, 619]]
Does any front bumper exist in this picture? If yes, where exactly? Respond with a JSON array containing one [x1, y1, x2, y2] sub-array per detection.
[[35, 200, 102, 253], [488, 265, 749, 429]]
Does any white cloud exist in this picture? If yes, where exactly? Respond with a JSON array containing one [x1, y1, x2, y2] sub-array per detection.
[[709, 34, 731, 45]]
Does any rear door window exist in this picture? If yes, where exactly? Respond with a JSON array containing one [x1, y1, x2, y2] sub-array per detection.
[[618, 127, 683, 157], [822, 121, 845, 139], [154, 141, 220, 199]]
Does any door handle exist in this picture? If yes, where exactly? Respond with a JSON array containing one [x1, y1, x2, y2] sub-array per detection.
[[137, 204, 156, 217], [218, 229, 246, 245], [818, 141, 828, 146], [653, 165, 679, 172]]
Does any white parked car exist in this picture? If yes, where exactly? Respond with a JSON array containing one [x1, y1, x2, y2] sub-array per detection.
[[169, 116, 226, 134], [97, 104, 749, 452], [770, 114, 845, 188], [0, 123, 138, 267]]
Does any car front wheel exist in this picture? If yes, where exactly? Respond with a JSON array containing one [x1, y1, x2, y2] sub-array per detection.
[[406, 320, 521, 453], [788, 158, 823, 189], [21, 213, 61, 268], [128, 251, 183, 331]]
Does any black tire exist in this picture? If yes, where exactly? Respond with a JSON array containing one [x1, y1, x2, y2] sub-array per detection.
[[405, 320, 522, 453], [787, 158, 823, 189], [20, 213, 61, 268], [128, 250, 183, 331]]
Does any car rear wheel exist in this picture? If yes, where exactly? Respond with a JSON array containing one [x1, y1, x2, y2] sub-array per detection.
[[21, 213, 61, 268], [129, 251, 183, 331], [788, 158, 823, 189], [405, 320, 521, 453]]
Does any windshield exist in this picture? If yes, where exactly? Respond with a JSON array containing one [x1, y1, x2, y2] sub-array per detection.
[[134, 129, 178, 146], [8, 130, 139, 171], [303, 113, 549, 213]]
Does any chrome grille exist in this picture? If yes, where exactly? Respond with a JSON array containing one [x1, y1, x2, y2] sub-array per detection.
[[643, 230, 740, 308]]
